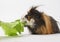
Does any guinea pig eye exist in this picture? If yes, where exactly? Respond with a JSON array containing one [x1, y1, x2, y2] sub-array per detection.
[[25, 15, 31, 21]]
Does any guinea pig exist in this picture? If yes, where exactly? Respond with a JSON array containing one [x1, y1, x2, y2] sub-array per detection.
[[22, 6, 60, 34]]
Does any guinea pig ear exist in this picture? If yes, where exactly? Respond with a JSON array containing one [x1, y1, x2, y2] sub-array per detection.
[[30, 6, 39, 12], [32, 6, 38, 10]]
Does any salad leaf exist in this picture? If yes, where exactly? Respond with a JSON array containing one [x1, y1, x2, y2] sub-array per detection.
[[0, 19, 25, 36]]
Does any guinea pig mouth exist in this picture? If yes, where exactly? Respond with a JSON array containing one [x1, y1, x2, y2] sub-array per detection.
[[21, 17, 35, 28]]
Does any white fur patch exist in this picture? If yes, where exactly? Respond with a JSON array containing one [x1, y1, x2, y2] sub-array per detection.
[[26, 18, 35, 28]]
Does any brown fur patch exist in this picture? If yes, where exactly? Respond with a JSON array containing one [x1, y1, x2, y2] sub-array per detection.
[[36, 13, 54, 34], [36, 26, 47, 34], [28, 16, 31, 21], [42, 13, 54, 34]]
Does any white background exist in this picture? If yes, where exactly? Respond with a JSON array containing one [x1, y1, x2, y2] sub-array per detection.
[[0, 0, 60, 42]]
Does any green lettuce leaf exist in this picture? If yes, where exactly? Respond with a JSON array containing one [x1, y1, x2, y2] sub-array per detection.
[[0, 19, 24, 36]]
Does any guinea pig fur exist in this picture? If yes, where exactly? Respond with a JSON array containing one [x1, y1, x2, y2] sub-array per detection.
[[22, 6, 60, 34]]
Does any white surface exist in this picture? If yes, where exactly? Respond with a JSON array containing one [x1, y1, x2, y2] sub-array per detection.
[[0, 0, 60, 42], [0, 34, 60, 42]]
